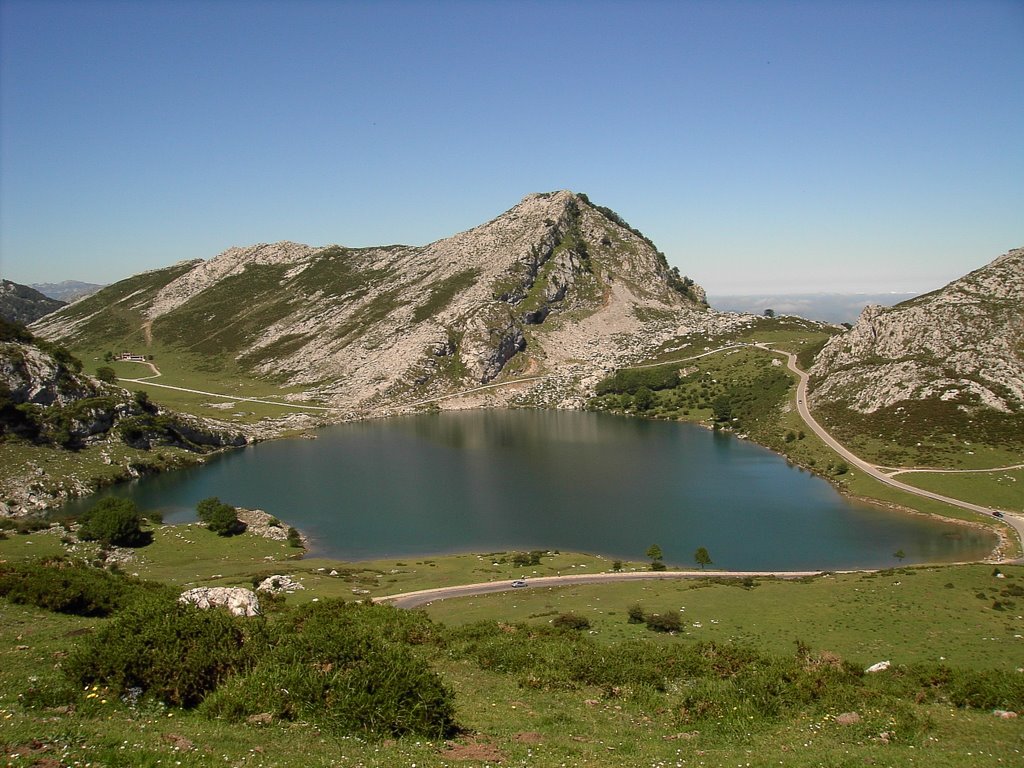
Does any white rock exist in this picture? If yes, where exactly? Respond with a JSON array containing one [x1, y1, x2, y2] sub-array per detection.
[[256, 574, 304, 593], [179, 587, 260, 617], [865, 661, 891, 673]]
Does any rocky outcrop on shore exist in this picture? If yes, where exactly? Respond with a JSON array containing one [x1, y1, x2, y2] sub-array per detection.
[[1, 327, 247, 517]]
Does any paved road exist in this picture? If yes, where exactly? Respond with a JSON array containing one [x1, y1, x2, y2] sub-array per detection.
[[375, 569, 825, 609], [774, 348, 1024, 551]]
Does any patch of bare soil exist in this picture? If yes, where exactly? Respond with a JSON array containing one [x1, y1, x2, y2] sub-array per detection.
[[440, 734, 507, 762]]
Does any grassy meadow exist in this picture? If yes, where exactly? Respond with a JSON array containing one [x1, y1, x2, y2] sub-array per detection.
[[1, 523, 1023, 768]]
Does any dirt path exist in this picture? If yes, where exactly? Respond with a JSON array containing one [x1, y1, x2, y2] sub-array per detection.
[[883, 463, 1024, 477], [117, 376, 338, 412]]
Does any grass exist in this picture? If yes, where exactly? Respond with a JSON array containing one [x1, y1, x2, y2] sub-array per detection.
[[813, 399, 1024, 471], [412, 268, 481, 323], [896, 469, 1024, 513], [1, 535, 1023, 767], [73, 341, 330, 424], [421, 564, 1024, 672]]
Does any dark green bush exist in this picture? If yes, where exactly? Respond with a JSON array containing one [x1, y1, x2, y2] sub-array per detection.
[[552, 612, 591, 631], [65, 593, 253, 707], [0, 559, 136, 616], [645, 612, 682, 633], [196, 496, 243, 536], [78, 497, 147, 547], [200, 600, 455, 738], [595, 366, 680, 395], [627, 604, 645, 624]]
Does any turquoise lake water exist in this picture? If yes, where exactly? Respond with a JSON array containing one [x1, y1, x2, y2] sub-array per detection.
[[65, 410, 995, 569]]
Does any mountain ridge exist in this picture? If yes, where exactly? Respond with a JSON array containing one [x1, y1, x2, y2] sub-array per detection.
[[33, 192, 743, 414], [1, 280, 65, 325], [809, 247, 1024, 415]]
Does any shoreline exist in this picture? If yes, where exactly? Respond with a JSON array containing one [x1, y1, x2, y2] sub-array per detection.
[[12, 396, 1017, 565]]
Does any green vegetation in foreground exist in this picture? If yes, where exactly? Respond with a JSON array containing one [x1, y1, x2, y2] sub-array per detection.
[[1, 542, 1023, 768]]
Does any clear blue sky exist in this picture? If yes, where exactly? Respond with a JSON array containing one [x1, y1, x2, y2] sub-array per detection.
[[1, 0, 1021, 294]]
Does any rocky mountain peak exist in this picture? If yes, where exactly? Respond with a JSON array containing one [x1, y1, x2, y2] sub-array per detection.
[[32, 192, 727, 414]]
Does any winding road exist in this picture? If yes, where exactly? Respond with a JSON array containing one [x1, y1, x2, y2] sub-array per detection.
[[375, 569, 824, 609], [770, 346, 1024, 549]]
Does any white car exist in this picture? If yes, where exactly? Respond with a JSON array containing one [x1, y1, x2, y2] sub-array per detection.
[[511, 579, 527, 587]]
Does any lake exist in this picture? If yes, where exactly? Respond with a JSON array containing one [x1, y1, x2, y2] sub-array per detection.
[[66, 410, 995, 569]]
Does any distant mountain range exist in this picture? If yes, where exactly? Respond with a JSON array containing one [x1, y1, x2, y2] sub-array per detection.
[[708, 293, 919, 325], [30, 280, 105, 302]]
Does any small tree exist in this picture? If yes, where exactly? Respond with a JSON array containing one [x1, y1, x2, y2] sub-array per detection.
[[645, 613, 681, 633], [894, 549, 906, 562], [711, 394, 732, 422], [611, 559, 623, 572], [196, 497, 243, 537], [95, 366, 117, 383], [633, 386, 655, 412], [627, 604, 645, 624], [694, 547, 712, 570], [646, 544, 664, 571], [763, 308, 775, 318], [552, 612, 590, 631], [287, 527, 303, 548], [79, 498, 146, 547]]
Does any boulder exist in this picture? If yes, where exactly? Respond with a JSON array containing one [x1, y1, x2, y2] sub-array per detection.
[[179, 586, 260, 616], [865, 661, 891, 673], [256, 574, 304, 593]]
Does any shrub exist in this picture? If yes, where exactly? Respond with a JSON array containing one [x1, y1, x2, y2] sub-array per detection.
[[511, 550, 543, 566], [0, 559, 137, 616], [627, 604, 645, 624], [95, 366, 117, 383], [78, 498, 147, 547], [199, 601, 455, 737], [65, 593, 253, 707], [596, 366, 680, 395], [196, 496, 243, 536], [287, 526, 303, 548], [645, 613, 682, 633], [144, 509, 164, 525], [552, 613, 591, 631]]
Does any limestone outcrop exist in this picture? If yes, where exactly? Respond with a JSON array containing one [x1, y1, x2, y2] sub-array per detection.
[[179, 586, 261, 617], [809, 247, 1024, 414], [33, 192, 741, 414]]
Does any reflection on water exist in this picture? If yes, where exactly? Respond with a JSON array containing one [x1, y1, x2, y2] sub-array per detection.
[[61, 410, 996, 568]]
